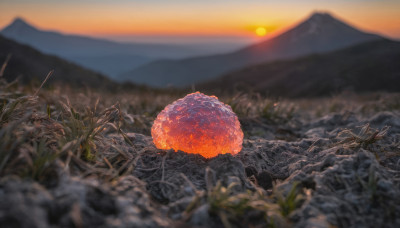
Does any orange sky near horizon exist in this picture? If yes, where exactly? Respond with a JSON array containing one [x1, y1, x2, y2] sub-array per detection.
[[1, 0, 400, 41]]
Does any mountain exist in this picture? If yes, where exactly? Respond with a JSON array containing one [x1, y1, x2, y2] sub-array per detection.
[[199, 39, 400, 97], [0, 35, 117, 89], [0, 18, 215, 78], [119, 12, 382, 87]]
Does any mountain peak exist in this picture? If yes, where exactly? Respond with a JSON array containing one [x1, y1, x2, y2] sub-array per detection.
[[306, 11, 338, 24], [11, 17, 32, 27], [309, 11, 334, 19], [283, 11, 363, 38], [13, 17, 27, 23], [1, 17, 37, 33]]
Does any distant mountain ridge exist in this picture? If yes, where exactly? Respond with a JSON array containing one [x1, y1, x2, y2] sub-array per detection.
[[1, 18, 197, 57], [200, 39, 400, 97], [119, 12, 383, 87], [0, 35, 116, 89], [0, 18, 218, 78]]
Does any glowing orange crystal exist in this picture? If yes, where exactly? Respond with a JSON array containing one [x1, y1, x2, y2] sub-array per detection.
[[151, 92, 243, 158]]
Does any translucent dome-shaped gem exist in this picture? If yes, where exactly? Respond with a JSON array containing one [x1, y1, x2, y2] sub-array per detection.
[[151, 92, 243, 158]]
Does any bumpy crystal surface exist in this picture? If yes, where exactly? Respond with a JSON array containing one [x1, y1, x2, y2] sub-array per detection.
[[151, 92, 243, 158]]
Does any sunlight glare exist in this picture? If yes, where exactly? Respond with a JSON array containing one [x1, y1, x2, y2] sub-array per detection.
[[255, 27, 267, 36]]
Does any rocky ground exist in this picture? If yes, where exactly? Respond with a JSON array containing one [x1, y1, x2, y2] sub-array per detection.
[[0, 80, 399, 227]]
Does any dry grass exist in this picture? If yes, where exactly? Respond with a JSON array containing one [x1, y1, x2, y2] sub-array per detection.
[[0, 72, 400, 227], [337, 123, 390, 149], [1, 75, 399, 181]]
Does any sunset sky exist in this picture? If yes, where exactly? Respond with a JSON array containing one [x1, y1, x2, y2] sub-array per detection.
[[1, 0, 399, 44]]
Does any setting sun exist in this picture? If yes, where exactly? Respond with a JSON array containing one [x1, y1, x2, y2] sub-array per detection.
[[255, 27, 267, 36]]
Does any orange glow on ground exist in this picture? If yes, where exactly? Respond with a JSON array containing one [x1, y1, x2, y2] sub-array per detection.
[[151, 92, 243, 158]]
